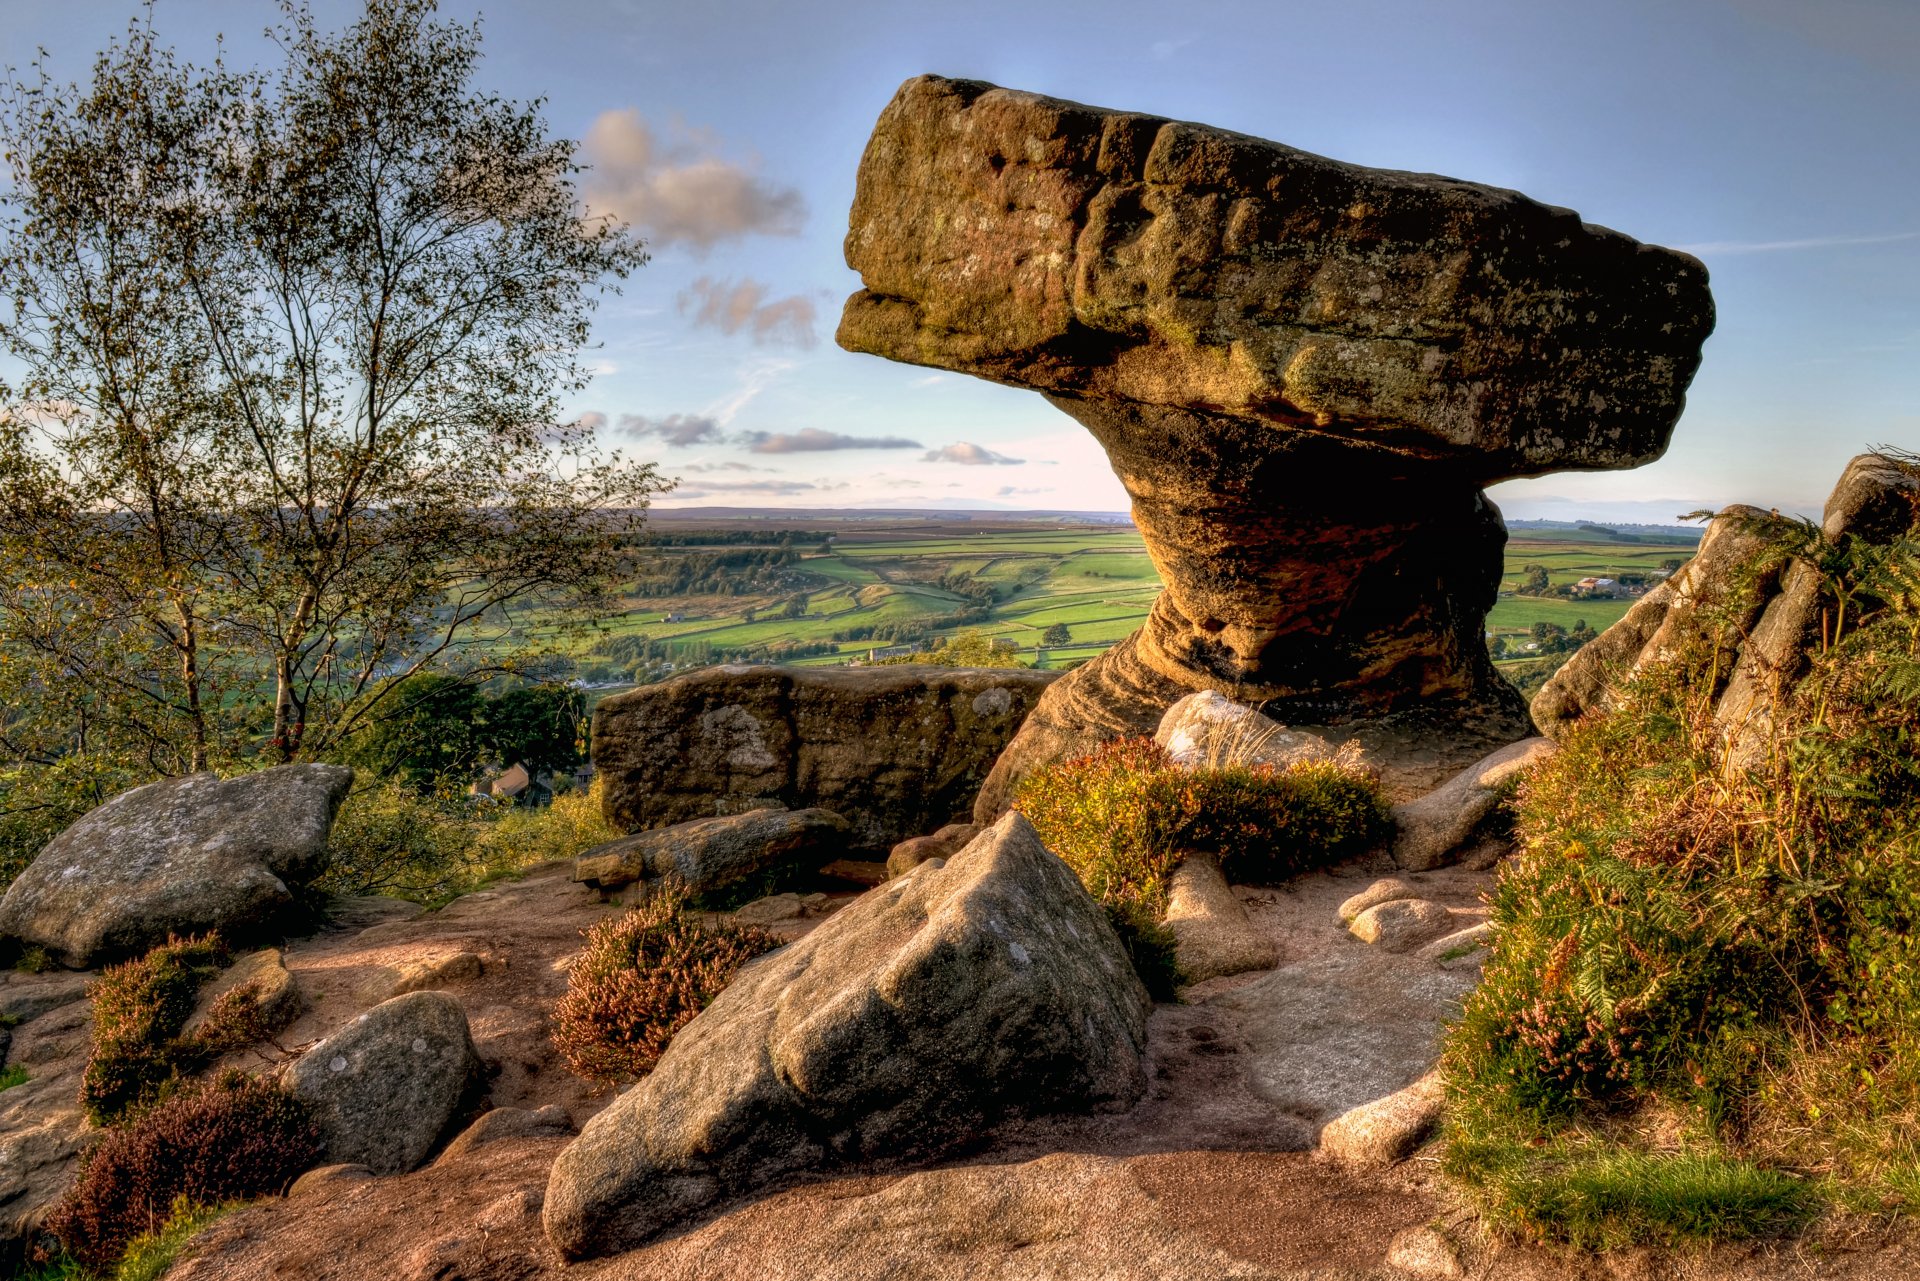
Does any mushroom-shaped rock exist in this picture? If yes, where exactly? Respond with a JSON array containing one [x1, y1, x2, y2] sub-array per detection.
[[836, 76, 1714, 812], [285, 991, 481, 1175], [0, 764, 352, 967], [542, 813, 1150, 1259]]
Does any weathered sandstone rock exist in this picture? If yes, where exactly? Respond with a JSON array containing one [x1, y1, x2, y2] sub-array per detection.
[[389, 950, 484, 996], [837, 75, 1713, 813], [887, 821, 981, 878], [592, 664, 1056, 852], [1349, 900, 1455, 953], [1537, 454, 1920, 754], [1153, 691, 1344, 771], [1417, 921, 1493, 967], [1319, 1071, 1444, 1167], [1390, 737, 1556, 871], [285, 991, 481, 1175], [1386, 1225, 1467, 1279], [0, 764, 352, 967], [572, 807, 850, 897], [1164, 855, 1278, 982], [1337, 878, 1418, 925], [543, 813, 1151, 1259], [183, 946, 302, 1045]]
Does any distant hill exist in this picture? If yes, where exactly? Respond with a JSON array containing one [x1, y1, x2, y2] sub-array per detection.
[[1506, 518, 1702, 545]]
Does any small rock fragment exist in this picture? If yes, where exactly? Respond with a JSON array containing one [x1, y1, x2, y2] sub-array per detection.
[[886, 822, 981, 878], [1337, 878, 1419, 925], [389, 951, 484, 996], [1416, 922, 1493, 967], [1385, 1224, 1465, 1278], [1349, 900, 1455, 953], [732, 893, 806, 926], [1320, 1073, 1444, 1167]]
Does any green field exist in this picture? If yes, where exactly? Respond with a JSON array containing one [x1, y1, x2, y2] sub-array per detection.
[[549, 514, 1696, 685]]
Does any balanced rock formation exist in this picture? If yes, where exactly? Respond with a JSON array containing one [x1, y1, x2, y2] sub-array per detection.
[[591, 664, 1056, 852], [837, 76, 1714, 814], [543, 813, 1151, 1259], [0, 764, 352, 967], [1535, 453, 1920, 755]]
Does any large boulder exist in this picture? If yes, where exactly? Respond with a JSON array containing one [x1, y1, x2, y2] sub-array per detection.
[[1536, 453, 1920, 752], [0, 765, 352, 967], [571, 807, 851, 896], [591, 664, 1056, 852], [284, 991, 481, 1175], [837, 76, 1713, 814], [543, 813, 1151, 1259]]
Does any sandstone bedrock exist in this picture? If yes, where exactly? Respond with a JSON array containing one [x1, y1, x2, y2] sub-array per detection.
[[837, 75, 1715, 809]]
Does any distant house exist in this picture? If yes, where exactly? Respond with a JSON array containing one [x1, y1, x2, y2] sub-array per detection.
[[867, 645, 918, 661], [475, 762, 551, 806], [1571, 576, 1620, 598], [661, 612, 685, 623]]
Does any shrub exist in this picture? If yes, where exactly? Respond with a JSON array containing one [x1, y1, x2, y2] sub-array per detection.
[[113, 1198, 236, 1281], [552, 887, 780, 1084], [1445, 499, 1920, 1243], [82, 937, 227, 1126], [1012, 736, 1388, 994], [320, 779, 619, 905], [45, 1074, 320, 1270]]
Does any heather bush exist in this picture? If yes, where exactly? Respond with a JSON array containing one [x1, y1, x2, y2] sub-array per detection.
[[82, 937, 227, 1126], [1012, 735, 1388, 996], [1445, 500, 1920, 1244], [45, 1074, 320, 1269], [551, 886, 780, 1084]]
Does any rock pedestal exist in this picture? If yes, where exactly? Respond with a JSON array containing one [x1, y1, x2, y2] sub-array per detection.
[[836, 75, 1715, 811]]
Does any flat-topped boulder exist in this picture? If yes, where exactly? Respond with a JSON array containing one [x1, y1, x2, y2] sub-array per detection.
[[0, 764, 352, 967], [838, 76, 1714, 811], [591, 663, 1055, 852]]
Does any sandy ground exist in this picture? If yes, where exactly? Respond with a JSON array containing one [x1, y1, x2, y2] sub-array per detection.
[[139, 857, 1920, 1280]]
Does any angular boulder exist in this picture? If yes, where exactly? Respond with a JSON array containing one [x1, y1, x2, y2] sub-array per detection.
[[571, 807, 851, 896], [591, 664, 1056, 852], [837, 76, 1713, 814], [285, 991, 481, 1175], [543, 813, 1151, 1259], [0, 765, 352, 967]]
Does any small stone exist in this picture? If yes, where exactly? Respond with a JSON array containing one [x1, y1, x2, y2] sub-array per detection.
[[478, 1187, 544, 1230], [389, 951, 484, 996], [1416, 922, 1493, 966], [1164, 856, 1278, 982], [1321, 1073, 1444, 1167], [732, 893, 806, 925], [1337, 878, 1419, 924], [886, 822, 981, 878], [1385, 1224, 1464, 1278], [1350, 900, 1455, 953]]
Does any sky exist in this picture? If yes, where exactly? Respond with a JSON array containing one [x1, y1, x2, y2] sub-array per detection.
[[2, 0, 1916, 522]]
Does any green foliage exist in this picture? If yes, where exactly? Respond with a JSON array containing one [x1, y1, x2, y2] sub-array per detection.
[[1041, 622, 1072, 646], [340, 674, 486, 791], [82, 937, 227, 1126], [1013, 736, 1388, 994], [0, 757, 140, 898], [1448, 496, 1920, 1244], [482, 684, 588, 779], [319, 778, 617, 903], [46, 1075, 319, 1270], [551, 885, 780, 1084], [877, 630, 1029, 668], [112, 1198, 236, 1281], [0, 1063, 28, 1091]]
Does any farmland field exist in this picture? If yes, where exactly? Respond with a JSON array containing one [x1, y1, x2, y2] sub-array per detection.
[[547, 510, 1699, 688]]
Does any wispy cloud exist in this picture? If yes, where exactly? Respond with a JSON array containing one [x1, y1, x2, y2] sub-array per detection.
[[583, 109, 804, 252], [924, 442, 1025, 465], [1675, 229, 1920, 255], [742, 427, 922, 454], [707, 359, 795, 425], [679, 277, 816, 347], [617, 412, 724, 447]]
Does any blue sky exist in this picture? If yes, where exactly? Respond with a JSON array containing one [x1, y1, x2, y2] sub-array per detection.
[[5, 0, 1916, 520]]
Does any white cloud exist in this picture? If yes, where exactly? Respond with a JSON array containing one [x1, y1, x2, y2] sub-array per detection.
[[583, 109, 804, 251], [679, 277, 816, 347], [923, 442, 1025, 465], [742, 427, 922, 454], [1675, 229, 1919, 255]]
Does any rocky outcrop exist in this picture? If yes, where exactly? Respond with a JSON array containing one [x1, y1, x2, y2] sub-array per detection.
[[0, 765, 352, 967], [1535, 454, 1920, 752], [1390, 737, 1556, 871], [838, 76, 1713, 814], [571, 807, 851, 896], [591, 664, 1056, 852], [285, 991, 481, 1175], [543, 813, 1151, 1259]]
